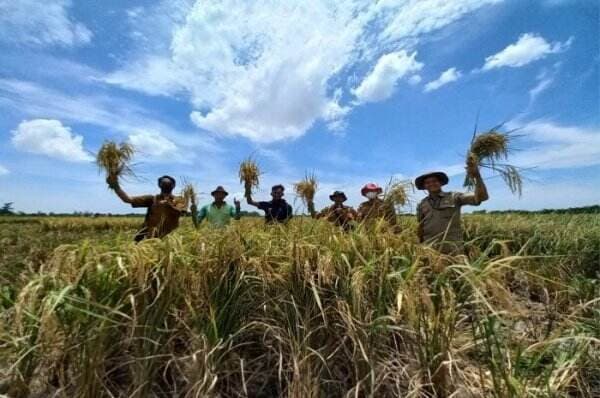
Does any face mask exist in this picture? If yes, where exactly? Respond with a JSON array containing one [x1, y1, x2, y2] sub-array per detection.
[[366, 192, 378, 199]]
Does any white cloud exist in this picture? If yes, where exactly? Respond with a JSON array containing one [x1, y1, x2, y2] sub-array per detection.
[[408, 75, 422, 85], [528, 64, 561, 103], [128, 130, 179, 159], [352, 51, 423, 103], [375, 0, 503, 46], [0, 0, 92, 47], [510, 121, 600, 170], [424, 67, 462, 92], [0, 164, 9, 176], [482, 33, 572, 71], [11, 119, 93, 162], [0, 78, 220, 158], [106, 0, 503, 142]]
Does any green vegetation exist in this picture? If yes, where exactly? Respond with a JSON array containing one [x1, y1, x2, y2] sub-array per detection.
[[1, 214, 598, 397]]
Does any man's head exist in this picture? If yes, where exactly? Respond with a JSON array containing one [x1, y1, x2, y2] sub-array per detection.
[[415, 172, 449, 195], [271, 184, 285, 201], [361, 183, 382, 201], [211, 186, 228, 203], [329, 191, 347, 205], [157, 176, 176, 194]]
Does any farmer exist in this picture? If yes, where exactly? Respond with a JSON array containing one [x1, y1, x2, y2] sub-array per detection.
[[309, 191, 357, 231], [246, 184, 293, 224], [415, 158, 489, 254], [191, 186, 241, 228], [357, 183, 398, 230], [106, 175, 186, 241]]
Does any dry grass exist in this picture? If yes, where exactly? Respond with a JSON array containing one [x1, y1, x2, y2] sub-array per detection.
[[384, 179, 413, 207], [239, 158, 260, 196], [0, 215, 598, 397], [182, 183, 197, 207], [465, 128, 523, 196], [96, 141, 135, 179], [294, 173, 318, 205]]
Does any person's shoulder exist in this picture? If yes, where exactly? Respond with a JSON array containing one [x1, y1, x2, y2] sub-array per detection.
[[418, 196, 429, 205]]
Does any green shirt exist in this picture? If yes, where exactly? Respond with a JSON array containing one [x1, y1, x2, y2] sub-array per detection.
[[196, 202, 239, 227]]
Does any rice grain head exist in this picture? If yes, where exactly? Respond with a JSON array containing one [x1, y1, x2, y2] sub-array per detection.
[[469, 131, 509, 165], [384, 179, 413, 207], [96, 141, 135, 178], [239, 158, 260, 194], [465, 128, 523, 196], [182, 183, 198, 207], [294, 173, 318, 204]]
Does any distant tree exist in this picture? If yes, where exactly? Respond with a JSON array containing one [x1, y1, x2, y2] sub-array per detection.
[[0, 202, 14, 215]]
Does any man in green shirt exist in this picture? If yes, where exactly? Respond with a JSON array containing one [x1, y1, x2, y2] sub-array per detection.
[[191, 186, 241, 228]]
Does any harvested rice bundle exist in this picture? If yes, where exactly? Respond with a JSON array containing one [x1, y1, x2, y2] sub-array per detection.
[[464, 127, 522, 196], [170, 182, 196, 212], [182, 183, 197, 208], [239, 157, 260, 197], [96, 141, 135, 189], [294, 173, 318, 205], [384, 179, 413, 207]]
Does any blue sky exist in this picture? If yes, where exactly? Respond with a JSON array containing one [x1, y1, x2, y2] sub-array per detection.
[[0, 0, 598, 214]]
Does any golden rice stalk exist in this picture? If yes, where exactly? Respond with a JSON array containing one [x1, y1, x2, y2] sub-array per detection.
[[384, 179, 414, 207], [182, 183, 197, 207], [294, 173, 318, 204], [239, 157, 260, 196], [96, 141, 135, 178], [470, 131, 509, 163], [464, 128, 523, 196]]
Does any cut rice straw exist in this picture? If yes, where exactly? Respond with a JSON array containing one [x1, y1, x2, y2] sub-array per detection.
[[96, 141, 135, 179], [384, 179, 414, 207], [464, 125, 523, 196], [182, 183, 197, 208], [294, 173, 318, 205], [239, 157, 260, 196]]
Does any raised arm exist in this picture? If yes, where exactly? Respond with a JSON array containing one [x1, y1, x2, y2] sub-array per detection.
[[245, 192, 260, 208], [467, 156, 489, 204], [307, 201, 317, 218], [107, 176, 133, 204], [232, 198, 241, 220], [191, 205, 206, 228]]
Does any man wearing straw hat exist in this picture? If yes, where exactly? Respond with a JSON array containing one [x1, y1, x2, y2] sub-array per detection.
[[415, 159, 489, 255], [246, 184, 293, 224], [191, 186, 241, 228], [357, 183, 398, 230], [106, 175, 187, 241], [309, 191, 357, 231]]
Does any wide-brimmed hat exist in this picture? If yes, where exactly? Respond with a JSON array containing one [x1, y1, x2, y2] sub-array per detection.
[[329, 190, 347, 201], [211, 186, 228, 196], [415, 171, 449, 190], [361, 183, 383, 196]]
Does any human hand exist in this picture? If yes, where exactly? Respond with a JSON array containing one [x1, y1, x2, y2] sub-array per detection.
[[106, 174, 119, 189], [466, 153, 480, 177]]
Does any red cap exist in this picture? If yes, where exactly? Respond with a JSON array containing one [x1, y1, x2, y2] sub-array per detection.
[[361, 183, 383, 196]]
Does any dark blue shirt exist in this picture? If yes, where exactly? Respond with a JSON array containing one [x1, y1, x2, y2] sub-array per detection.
[[257, 200, 293, 223]]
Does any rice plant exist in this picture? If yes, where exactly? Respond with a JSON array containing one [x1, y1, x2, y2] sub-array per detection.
[[0, 214, 598, 397]]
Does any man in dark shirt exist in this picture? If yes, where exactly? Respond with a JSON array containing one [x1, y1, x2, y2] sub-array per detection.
[[245, 184, 293, 223], [106, 175, 187, 241]]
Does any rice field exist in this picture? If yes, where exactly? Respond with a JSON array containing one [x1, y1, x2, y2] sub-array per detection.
[[0, 214, 598, 397]]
